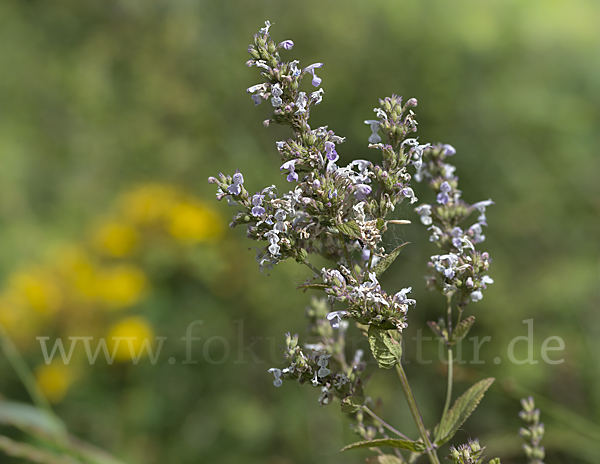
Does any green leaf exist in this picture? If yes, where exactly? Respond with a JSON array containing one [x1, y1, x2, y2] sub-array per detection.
[[341, 397, 363, 413], [434, 378, 495, 445], [366, 454, 405, 464], [427, 320, 448, 343], [450, 316, 475, 344], [341, 438, 426, 453], [337, 220, 362, 239], [0, 401, 66, 441], [488, 459, 501, 464], [0, 435, 83, 464], [297, 283, 328, 292], [371, 242, 409, 277], [368, 326, 402, 369]]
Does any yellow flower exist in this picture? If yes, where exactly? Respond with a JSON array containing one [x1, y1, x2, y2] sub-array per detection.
[[8, 270, 62, 315], [168, 201, 223, 243], [35, 363, 75, 404], [95, 264, 147, 309], [92, 221, 139, 257], [118, 184, 178, 225], [55, 245, 97, 300], [107, 316, 155, 362]]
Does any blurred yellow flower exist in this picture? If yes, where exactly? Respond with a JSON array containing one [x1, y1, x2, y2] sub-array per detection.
[[168, 201, 223, 243], [118, 184, 178, 225], [35, 363, 75, 404], [92, 221, 139, 257], [55, 245, 97, 300], [95, 264, 147, 309], [8, 270, 62, 315], [107, 316, 155, 362]]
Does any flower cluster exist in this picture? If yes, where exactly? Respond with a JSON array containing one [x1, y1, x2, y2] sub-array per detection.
[[519, 397, 546, 464], [412, 144, 495, 308], [447, 439, 500, 464], [209, 21, 421, 332]]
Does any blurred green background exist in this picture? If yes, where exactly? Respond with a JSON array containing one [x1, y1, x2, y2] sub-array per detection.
[[0, 0, 599, 463]]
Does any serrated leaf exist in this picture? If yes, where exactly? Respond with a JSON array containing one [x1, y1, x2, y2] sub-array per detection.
[[337, 220, 362, 239], [368, 326, 402, 369], [366, 454, 405, 464], [434, 378, 495, 445], [341, 438, 426, 453], [450, 316, 475, 344], [371, 242, 409, 277], [341, 396, 363, 413], [297, 283, 328, 292]]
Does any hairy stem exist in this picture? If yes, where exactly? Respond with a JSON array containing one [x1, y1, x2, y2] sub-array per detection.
[[338, 233, 359, 282], [395, 363, 440, 464], [362, 406, 411, 440]]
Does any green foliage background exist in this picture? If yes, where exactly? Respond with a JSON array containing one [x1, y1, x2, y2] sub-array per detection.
[[0, 0, 599, 463]]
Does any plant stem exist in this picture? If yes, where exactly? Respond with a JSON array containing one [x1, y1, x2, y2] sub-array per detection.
[[440, 347, 453, 427], [395, 363, 441, 464], [302, 259, 321, 276], [0, 323, 67, 444], [362, 406, 411, 440]]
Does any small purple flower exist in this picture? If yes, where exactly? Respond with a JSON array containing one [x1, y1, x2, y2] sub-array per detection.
[[451, 227, 464, 249], [394, 287, 416, 306], [415, 204, 433, 225], [251, 194, 265, 217], [280, 160, 298, 182], [251, 94, 262, 106], [267, 368, 282, 387], [303, 63, 323, 87], [259, 20, 272, 35], [278, 40, 294, 50], [295, 92, 308, 115], [354, 184, 372, 200], [443, 144, 456, 156], [324, 141, 338, 162], [471, 199, 494, 225], [271, 83, 283, 107], [326, 310, 349, 329], [401, 187, 417, 204], [227, 172, 244, 195], [364, 120, 381, 144], [468, 223, 486, 243], [310, 88, 324, 105], [437, 181, 452, 205]]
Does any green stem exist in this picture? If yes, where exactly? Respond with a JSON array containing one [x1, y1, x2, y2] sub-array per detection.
[[362, 406, 411, 440], [440, 295, 454, 435], [0, 323, 67, 444], [395, 363, 440, 464], [302, 259, 321, 276], [440, 347, 453, 425]]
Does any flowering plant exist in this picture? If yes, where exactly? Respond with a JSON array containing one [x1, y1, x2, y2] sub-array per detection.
[[209, 21, 543, 464]]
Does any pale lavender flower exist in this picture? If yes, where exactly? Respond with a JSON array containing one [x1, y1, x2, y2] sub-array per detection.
[[468, 223, 486, 243], [451, 227, 464, 249], [251, 194, 265, 216], [303, 63, 323, 87], [317, 355, 331, 377], [227, 172, 244, 195], [471, 199, 494, 224], [443, 144, 456, 156], [259, 20, 272, 35], [271, 83, 283, 107], [415, 204, 433, 225], [364, 120, 381, 144], [437, 181, 452, 205], [268, 367, 282, 387], [354, 184, 372, 200], [310, 88, 324, 105], [394, 287, 416, 306], [327, 310, 349, 329], [324, 141, 338, 162], [295, 92, 308, 114], [401, 187, 418, 204], [278, 40, 294, 50], [280, 160, 299, 182]]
